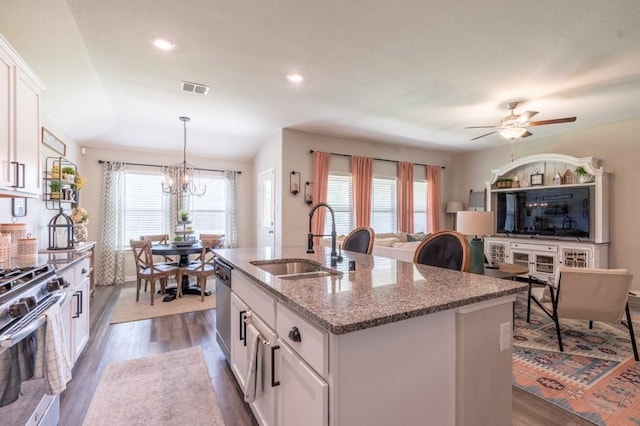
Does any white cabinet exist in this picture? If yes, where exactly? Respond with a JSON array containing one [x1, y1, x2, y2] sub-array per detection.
[[276, 340, 328, 426], [0, 35, 44, 197], [59, 258, 91, 366], [485, 236, 608, 282], [230, 270, 328, 426]]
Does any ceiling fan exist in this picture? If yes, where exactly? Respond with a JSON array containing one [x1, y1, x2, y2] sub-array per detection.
[[465, 101, 577, 141]]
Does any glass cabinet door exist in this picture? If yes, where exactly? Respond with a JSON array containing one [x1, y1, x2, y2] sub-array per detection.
[[533, 253, 556, 275]]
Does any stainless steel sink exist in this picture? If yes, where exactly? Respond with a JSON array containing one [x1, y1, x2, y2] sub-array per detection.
[[250, 259, 341, 279]]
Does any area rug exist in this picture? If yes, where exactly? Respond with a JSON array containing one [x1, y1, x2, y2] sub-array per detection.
[[110, 285, 216, 324], [513, 293, 640, 425], [82, 347, 225, 425]]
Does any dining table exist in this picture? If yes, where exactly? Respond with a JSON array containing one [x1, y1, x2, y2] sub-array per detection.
[[151, 242, 213, 302]]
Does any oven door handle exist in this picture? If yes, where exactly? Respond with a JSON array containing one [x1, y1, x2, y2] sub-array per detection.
[[0, 292, 67, 348]]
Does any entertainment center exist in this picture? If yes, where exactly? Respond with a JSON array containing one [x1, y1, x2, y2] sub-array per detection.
[[484, 153, 609, 282]]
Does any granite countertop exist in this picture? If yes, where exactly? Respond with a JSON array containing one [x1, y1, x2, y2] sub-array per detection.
[[214, 246, 527, 335]]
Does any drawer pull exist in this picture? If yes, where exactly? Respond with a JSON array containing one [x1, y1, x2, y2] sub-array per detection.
[[288, 326, 302, 342], [271, 345, 280, 387]]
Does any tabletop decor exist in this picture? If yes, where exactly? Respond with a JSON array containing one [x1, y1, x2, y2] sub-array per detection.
[[71, 206, 90, 242]]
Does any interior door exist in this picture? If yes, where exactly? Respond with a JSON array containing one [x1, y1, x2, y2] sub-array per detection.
[[257, 169, 275, 252]]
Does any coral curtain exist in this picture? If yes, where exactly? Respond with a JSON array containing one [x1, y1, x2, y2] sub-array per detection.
[[352, 156, 373, 227], [311, 151, 330, 244], [397, 161, 414, 233], [427, 165, 441, 233], [97, 161, 127, 286]]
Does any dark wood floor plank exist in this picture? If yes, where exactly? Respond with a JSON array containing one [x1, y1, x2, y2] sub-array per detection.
[[60, 284, 589, 426]]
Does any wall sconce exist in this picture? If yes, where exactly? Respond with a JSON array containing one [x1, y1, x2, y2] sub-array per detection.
[[290, 171, 300, 195], [48, 209, 75, 249], [304, 181, 313, 205]]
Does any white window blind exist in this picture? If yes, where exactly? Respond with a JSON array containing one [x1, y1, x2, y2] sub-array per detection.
[[413, 180, 428, 233], [124, 171, 170, 243], [324, 174, 354, 236], [184, 175, 227, 235], [371, 177, 397, 233]]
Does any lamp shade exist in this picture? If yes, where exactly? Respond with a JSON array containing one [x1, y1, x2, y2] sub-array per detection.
[[446, 201, 464, 213], [456, 211, 494, 237]]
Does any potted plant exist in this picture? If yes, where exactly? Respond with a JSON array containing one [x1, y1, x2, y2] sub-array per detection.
[[179, 210, 189, 222], [575, 166, 593, 183], [62, 166, 76, 183], [49, 180, 61, 199]]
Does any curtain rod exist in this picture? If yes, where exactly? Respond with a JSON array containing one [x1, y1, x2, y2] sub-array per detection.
[[97, 160, 241, 174], [308, 150, 445, 169]]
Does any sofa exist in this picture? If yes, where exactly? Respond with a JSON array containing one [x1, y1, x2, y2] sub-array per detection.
[[321, 231, 428, 262]]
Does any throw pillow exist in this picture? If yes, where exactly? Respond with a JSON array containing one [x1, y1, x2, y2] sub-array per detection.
[[407, 232, 429, 242]]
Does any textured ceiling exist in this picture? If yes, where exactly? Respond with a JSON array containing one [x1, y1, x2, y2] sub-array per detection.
[[1, 0, 639, 160]]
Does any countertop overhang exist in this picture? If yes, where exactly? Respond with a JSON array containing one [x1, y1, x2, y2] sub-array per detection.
[[214, 246, 527, 335]]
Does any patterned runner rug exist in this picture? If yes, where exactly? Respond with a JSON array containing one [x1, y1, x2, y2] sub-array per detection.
[[513, 293, 640, 425]]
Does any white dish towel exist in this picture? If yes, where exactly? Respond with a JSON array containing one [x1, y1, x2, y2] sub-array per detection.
[[34, 303, 72, 394], [243, 322, 263, 403]]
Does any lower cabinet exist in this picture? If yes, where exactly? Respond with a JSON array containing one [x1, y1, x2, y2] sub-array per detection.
[[59, 259, 91, 367], [230, 272, 328, 426], [276, 340, 328, 426], [485, 236, 608, 281]]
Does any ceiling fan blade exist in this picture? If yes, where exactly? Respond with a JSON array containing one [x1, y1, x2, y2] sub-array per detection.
[[464, 125, 496, 129], [471, 131, 497, 141], [528, 117, 577, 127], [521, 130, 533, 138], [515, 111, 539, 123]]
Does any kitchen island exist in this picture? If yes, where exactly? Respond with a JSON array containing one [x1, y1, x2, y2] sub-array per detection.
[[214, 246, 526, 426]]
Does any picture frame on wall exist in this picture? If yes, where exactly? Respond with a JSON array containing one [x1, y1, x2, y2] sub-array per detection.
[[530, 173, 544, 186], [12, 197, 27, 217], [42, 127, 66, 156]]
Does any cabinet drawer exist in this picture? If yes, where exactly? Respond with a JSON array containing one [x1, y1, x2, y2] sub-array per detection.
[[511, 242, 557, 252], [77, 258, 91, 283], [232, 270, 275, 326], [276, 302, 328, 377]]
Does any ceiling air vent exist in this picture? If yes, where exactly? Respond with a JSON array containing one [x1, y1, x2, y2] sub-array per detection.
[[180, 81, 210, 95]]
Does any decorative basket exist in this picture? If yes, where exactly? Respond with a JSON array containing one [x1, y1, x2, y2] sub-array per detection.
[[0, 235, 11, 262], [17, 237, 38, 257]]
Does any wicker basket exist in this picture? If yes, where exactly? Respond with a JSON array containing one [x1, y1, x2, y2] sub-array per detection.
[[17, 237, 38, 257], [0, 223, 27, 257], [0, 234, 10, 262]]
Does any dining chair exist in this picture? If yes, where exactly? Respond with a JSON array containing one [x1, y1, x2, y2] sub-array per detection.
[[140, 234, 178, 291], [130, 239, 180, 305], [342, 227, 375, 254], [529, 266, 638, 361], [178, 236, 223, 301], [413, 230, 470, 272]]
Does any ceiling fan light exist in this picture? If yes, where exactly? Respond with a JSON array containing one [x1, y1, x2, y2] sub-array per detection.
[[499, 127, 527, 140]]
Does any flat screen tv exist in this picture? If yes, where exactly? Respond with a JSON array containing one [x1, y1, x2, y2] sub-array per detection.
[[495, 186, 592, 239]]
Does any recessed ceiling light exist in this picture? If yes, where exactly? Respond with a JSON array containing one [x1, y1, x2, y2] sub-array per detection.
[[286, 73, 304, 83], [151, 37, 175, 50]]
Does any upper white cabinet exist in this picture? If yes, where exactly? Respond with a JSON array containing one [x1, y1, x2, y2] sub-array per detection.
[[0, 35, 45, 197]]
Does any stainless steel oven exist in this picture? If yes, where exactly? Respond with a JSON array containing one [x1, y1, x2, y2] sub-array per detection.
[[0, 264, 66, 426], [214, 258, 232, 363]]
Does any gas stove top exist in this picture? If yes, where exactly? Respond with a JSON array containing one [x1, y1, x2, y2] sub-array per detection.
[[0, 264, 63, 334]]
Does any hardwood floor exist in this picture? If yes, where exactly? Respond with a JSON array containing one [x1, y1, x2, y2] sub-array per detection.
[[61, 285, 591, 425]]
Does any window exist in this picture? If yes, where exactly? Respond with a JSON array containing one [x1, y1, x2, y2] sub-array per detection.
[[184, 175, 227, 235], [123, 170, 227, 245], [371, 177, 397, 233], [324, 174, 353, 236], [123, 170, 171, 243], [413, 180, 428, 233]]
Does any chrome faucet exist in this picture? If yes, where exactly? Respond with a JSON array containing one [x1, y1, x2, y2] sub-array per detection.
[[307, 202, 341, 265]]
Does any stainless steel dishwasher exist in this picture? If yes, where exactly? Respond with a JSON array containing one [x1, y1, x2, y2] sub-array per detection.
[[214, 258, 232, 362]]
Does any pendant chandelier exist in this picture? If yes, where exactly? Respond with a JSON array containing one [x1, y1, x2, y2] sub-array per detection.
[[162, 116, 206, 197]]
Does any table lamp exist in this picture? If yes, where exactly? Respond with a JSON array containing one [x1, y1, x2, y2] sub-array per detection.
[[446, 201, 464, 230], [456, 211, 494, 274]]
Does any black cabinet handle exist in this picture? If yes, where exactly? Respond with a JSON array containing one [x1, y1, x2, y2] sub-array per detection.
[[78, 290, 83, 315], [72, 292, 80, 318], [271, 345, 280, 387], [239, 310, 246, 342], [288, 326, 302, 342], [19, 163, 25, 188], [10, 162, 19, 188]]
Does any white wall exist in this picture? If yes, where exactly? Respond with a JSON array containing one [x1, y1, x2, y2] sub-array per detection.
[[450, 117, 640, 290], [280, 129, 455, 246]]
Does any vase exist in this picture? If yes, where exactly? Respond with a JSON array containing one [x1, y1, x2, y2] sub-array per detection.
[[74, 224, 88, 243]]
